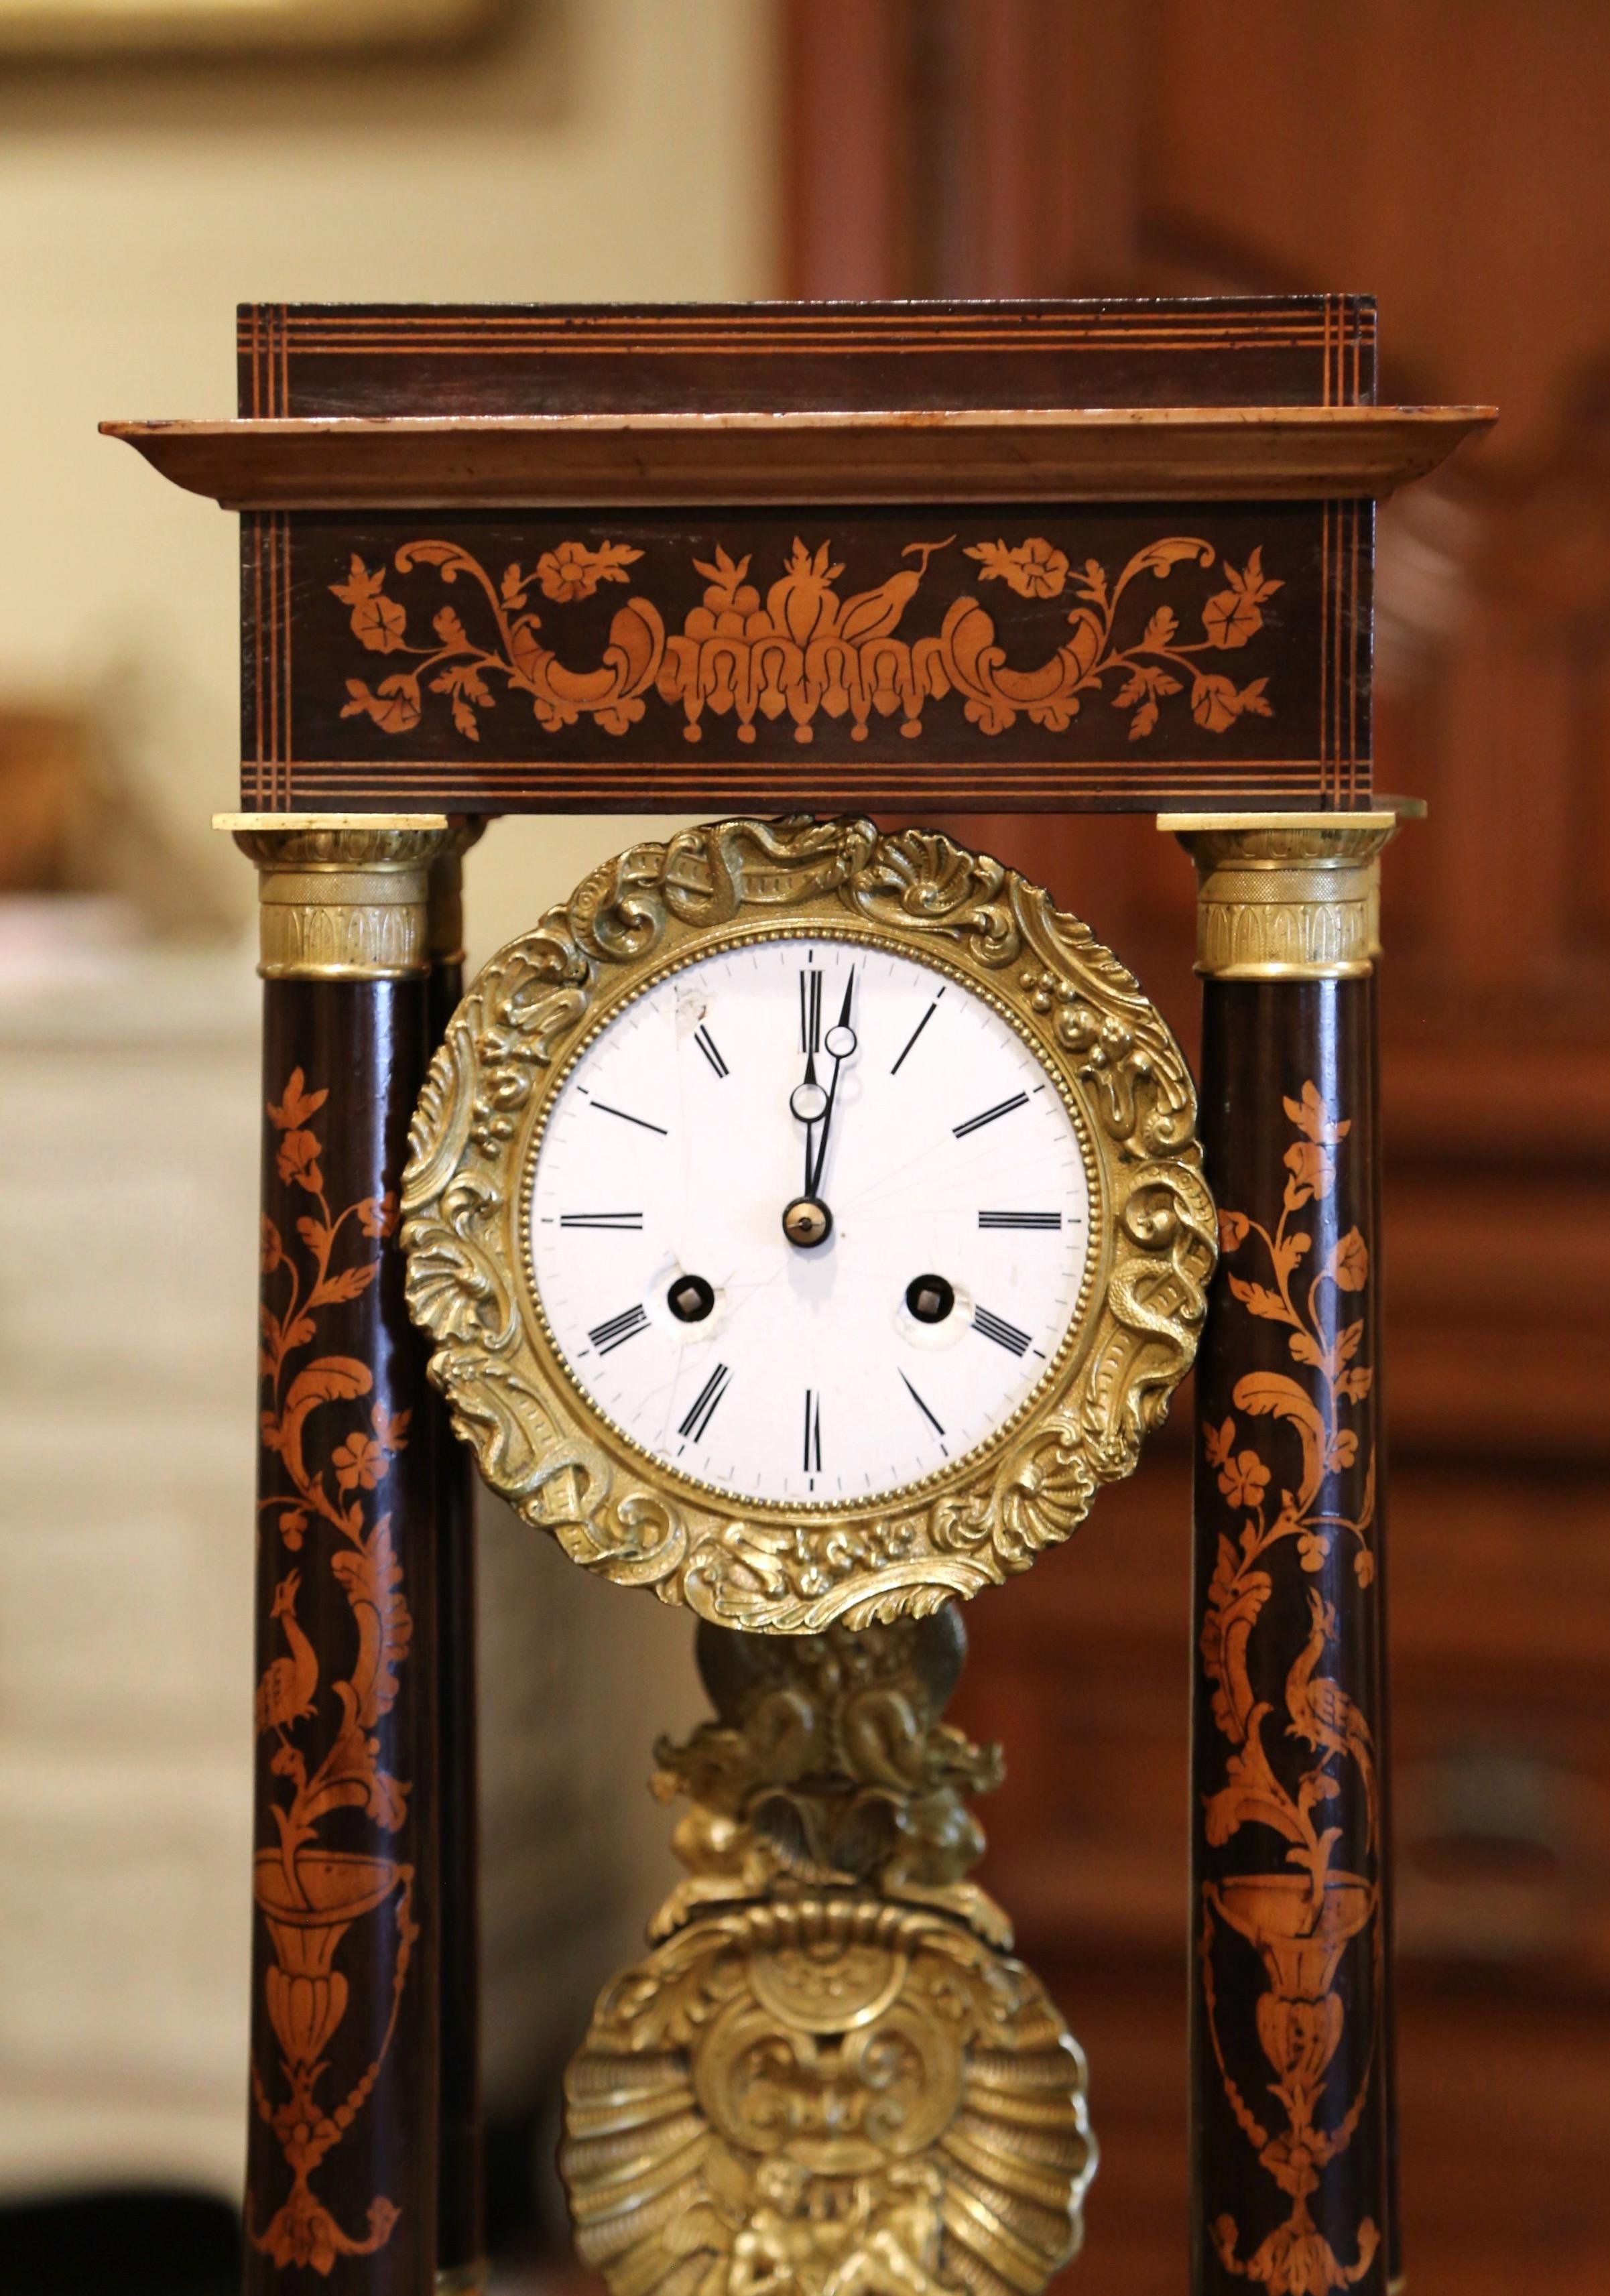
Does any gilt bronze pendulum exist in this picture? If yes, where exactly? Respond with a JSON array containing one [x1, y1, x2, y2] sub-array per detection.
[[561, 1611, 1097, 2296]]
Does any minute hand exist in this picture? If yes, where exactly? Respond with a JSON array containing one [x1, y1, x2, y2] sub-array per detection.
[[806, 971, 857, 1196]]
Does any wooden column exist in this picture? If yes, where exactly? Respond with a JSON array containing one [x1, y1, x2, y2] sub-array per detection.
[[232, 818, 450, 2296], [1365, 963, 1402, 2296], [426, 826, 485, 2296], [1168, 816, 1399, 2296]]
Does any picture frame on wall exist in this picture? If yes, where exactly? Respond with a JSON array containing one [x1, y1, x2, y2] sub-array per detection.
[[0, 0, 501, 60]]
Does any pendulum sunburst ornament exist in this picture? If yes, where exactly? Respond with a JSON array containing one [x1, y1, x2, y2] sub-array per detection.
[[560, 1610, 1097, 2296], [401, 814, 1214, 1632]]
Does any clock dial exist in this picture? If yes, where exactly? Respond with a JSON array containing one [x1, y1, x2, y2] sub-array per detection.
[[528, 935, 1093, 1507]]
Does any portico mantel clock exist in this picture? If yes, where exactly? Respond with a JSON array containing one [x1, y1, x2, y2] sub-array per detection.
[[401, 812, 1212, 1631], [106, 299, 1492, 2296]]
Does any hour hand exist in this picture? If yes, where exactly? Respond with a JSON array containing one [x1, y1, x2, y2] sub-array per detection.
[[790, 968, 828, 1188], [806, 971, 857, 1196], [790, 1065, 826, 1139]]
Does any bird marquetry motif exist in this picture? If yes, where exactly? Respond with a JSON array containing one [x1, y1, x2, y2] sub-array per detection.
[[255, 1572, 320, 1735]]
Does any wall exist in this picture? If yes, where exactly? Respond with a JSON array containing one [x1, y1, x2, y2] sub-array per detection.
[[0, 0, 778, 2207], [0, 0, 778, 954], [1145, 0, 1610, 456], [781, 9, 1610, 2293]]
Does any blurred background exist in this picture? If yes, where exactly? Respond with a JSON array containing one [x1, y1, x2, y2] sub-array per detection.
[[1, 4, 1607, 2293]]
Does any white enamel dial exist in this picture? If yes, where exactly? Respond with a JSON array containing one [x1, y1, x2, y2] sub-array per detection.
[[527, 934, 1093, 1508]]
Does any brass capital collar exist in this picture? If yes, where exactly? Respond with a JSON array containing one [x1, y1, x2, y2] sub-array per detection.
[[217, 812, 452, 981], [1160, 810, 1398, 981]]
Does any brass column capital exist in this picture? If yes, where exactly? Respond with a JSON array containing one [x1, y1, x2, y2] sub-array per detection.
[[1160, 810, 1399, 981], [216, 811, 453, 980]]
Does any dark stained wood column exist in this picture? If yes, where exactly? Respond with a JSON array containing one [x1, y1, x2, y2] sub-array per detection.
[[1169, 816, 1399, 2296], [425, 825, 486, 2296], [233, 819, 451, 2296], [1364, 964, 1402, 2296]]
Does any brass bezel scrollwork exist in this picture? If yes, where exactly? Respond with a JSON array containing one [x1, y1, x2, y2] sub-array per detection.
[[400, 814, 1214, 1632]]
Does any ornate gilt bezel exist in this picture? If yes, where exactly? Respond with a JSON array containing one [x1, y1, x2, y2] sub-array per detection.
[[401, 815, 1215, 1632]]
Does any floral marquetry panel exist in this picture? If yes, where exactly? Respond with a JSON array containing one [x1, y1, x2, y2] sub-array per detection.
[[1192, 993, 1389, 2296], [243, 505, 1367, 814], [249, 999, 438, 2291]]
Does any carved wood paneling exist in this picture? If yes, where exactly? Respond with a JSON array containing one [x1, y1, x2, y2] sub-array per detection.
[[782, 0, 908, 299], [782, 6, 1610, 2289]]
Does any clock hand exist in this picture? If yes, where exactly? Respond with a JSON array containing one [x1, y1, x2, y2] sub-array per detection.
[[788, 966, 828, 1194], [806, 969, 858, 1198], [799, 1047, 821, 1194]]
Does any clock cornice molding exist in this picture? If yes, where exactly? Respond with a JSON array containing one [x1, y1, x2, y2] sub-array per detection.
[[102, 403, 1491, 510]]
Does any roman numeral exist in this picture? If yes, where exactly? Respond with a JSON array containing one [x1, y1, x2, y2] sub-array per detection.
[[899, 1370, 946, 1440], [802, 1388, 822, 1474], [587, 1303, 650, 1355], [953, 1092, 1029, 1139], [891, 988, 944, 1075], [678, 1363, 731, 1442], [560, 1212, 645, 1231], [694, 1025, 729, 1079], [591, 1100, 668, 1136], [800, 966, 822, 1054], [978, 1211, 1062, 1230], [973, 1305, 1031, 1357]]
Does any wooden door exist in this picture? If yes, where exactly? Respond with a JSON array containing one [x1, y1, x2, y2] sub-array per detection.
[[784, 8, 1610, 2289]]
